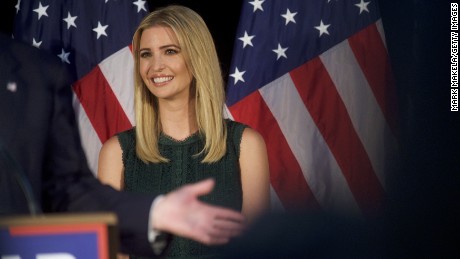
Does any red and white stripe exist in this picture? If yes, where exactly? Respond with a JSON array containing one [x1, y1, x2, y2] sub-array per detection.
[[72, 46, 136, 174], [227, 20, 398, 216]]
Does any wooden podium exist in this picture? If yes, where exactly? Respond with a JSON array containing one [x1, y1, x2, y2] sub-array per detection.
[[0, 213, 119, 259]]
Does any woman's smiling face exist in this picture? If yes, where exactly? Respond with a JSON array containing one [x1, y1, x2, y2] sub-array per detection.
[[139, 25, 193, 101]]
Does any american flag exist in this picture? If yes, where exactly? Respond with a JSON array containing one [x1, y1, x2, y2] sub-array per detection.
[[225, 0, 399, 216], [13, 0, 148, 174]]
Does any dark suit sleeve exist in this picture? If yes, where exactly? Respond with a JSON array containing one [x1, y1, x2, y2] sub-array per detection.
[[41, 51, 157, 257]]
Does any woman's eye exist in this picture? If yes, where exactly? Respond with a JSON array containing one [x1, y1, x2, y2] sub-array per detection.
[[165, 49, 178, 55], [140, 51, 151, 58]]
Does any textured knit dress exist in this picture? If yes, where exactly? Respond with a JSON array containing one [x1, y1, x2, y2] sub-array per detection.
[[117, 119, 247, 258]]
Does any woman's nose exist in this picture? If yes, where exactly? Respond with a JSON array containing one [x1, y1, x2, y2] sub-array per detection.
[[151, 55, 165, 72]]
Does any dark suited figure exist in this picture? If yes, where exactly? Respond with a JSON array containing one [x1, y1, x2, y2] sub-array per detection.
[[0, 33, 244, 257], [219, 211, 386, 259]]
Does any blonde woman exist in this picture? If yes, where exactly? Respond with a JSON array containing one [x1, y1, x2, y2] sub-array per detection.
[[98, 5, 270, 258]]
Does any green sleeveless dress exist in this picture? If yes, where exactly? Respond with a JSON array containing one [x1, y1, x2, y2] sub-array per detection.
[[117, 119, 247, 258]]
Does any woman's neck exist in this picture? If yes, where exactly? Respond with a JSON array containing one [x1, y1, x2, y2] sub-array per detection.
[[159, 98, 198, 141]]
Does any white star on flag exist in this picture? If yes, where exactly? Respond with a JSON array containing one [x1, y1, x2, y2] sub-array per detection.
[[355, 0, 371, 14], [133, 0, 147, 13], [249, 0, 265, 12], [58, 49, 71, 64], [272, 43, 288, 60], [33, 2, 49, 20], [230, 67, 246, 85], [239, 31, 255, 48], [315, 19, 331, 36], [93, 21, 108, 39], [6, 82, 17, 93], [281, 9, 297, 25], [63, 12, 78, 29], [32, 38, 42, 48], [15, 0, 21, 13]]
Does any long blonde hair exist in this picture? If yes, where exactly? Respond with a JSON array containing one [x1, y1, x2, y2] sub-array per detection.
[[132, 5, 227, 163]]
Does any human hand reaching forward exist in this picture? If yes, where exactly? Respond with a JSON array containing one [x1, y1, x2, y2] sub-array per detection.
[[151, 178, 246, 245]]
